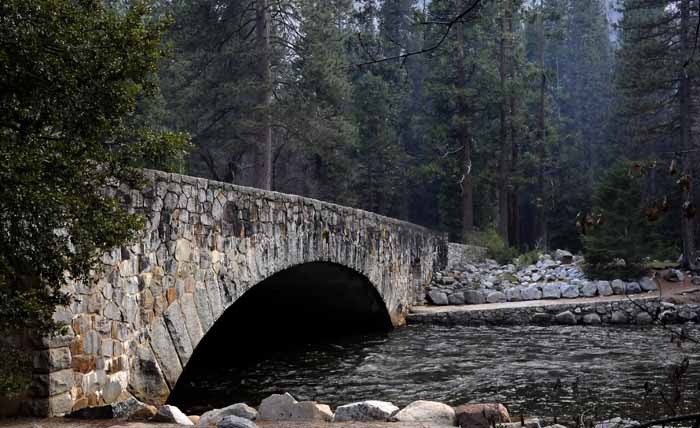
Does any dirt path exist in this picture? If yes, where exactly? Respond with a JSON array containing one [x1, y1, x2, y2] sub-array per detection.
[[410, 292, 659, 315], [656, 272, 700, 304]]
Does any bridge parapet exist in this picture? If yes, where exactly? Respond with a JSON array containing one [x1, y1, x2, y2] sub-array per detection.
[[24, 170, 447, 416]]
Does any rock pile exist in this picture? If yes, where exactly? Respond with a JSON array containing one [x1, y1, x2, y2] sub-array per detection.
[[426, 252, 662, 306]]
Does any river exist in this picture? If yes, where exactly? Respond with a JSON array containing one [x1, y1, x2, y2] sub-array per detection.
[[171, 324, 700, 421]]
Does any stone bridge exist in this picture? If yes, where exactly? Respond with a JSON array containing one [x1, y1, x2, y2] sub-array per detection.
[[23, 170, 447, 416]]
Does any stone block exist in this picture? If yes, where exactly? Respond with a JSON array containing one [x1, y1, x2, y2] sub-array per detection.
[[33, 348, 72, 373]]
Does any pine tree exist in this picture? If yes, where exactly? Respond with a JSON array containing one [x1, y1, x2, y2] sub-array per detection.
[[583, 163, 653, 279], [617, 0, 700, 268]]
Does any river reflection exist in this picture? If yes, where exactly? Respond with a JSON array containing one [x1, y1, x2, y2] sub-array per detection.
[[173, 324, 700, 420]]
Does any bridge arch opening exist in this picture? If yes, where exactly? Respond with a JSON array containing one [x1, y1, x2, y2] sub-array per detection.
[[167, 262, 392, 412]]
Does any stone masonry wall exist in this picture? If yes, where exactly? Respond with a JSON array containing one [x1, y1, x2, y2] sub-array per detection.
[[407, 298, 700, 326], [446, 243, 487, 270], [27, 170, 447, 417]]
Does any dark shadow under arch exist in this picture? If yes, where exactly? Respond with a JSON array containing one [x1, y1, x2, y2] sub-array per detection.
[[167, 262, 392, 412]]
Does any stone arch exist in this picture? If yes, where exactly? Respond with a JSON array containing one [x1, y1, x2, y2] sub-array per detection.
[[164, 261, 393, 409]]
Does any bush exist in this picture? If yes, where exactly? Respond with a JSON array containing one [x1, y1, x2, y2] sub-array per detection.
[[466, 227, 519, 265]]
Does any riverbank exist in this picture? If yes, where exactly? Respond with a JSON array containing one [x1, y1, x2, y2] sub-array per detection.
[[0, 421, 457, 428]]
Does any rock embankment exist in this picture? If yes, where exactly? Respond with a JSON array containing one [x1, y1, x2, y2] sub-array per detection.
[[425, 251, 669, 307]]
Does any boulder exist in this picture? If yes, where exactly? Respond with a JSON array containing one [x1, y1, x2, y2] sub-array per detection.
[[67, 398, 154, 420], [200, 403, 258, 426], [611, 311, 628, 324], [257, 394, 333, 422], [555, 249, 574, 264], [594, 417, 639, 428], [542, 283, 562, 299], [560, 284, 579, 299], [505, 288, 522, 302], [454, 403, 510, 428], [635, 312, 653, 324], [554, 311, 577, 325], [289, 402, 333, 421], [258, 393, 297, 421], [625, 282, 642, 294], [448, 292, 466, 305], [611, 280, 626, 295], [521, 286, 542, 301], [486, 291, 506, 304], [219, 415, 259, 428], [500, 418, 543, 428], [663, 269, 684, 282], [582, 313, 602, 325], [640, 277, 658, 292], [153, 405, 194, 426], [189, 415, 200, 425], [581, 281, 598, 297], [597, 281, 613, 297], [392, 400, 456, 425], [428, 291, 449, 306], [333, 400, 399, 422], [532, 313, 551, 323], [464, 290, 485, 305]]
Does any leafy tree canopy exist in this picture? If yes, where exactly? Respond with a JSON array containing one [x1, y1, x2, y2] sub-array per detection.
[[0, 0, 189, 394]]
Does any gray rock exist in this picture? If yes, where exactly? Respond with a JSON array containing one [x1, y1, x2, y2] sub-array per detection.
[[505, 288, 522, 302], [597, 281, 613, 297], [640, 277, 658, 291], [542, 283, 562, 299], [636, 312, 653, 324], [428, 291, 449, 306], [486, 291, 506, 304], [582, 313, 602, 325], [581, 281, 598, 297], [392, 400, 456, 425], [464, 290, 485, 305], [200, 403, 258, 426], [532, 313, 552, 323], [625, 282, 642, 294], [555, 249, 574, 264], [218, 415, 259, 428], [153, 405, 194, 426], [258, 393, 297, 421], [560, 284, 579, 299], [289, 402, 334, 421], [611, 311, 628, 324], [67, 398, 153, 420], [611, 280, 626, 295], [664, 269, 684, 282], [333, 401, 399, 422], [448, 292, 466, 305], [521, 286, 542, 301], [555, 311, 577, 325], [594, 417, 639, 428]]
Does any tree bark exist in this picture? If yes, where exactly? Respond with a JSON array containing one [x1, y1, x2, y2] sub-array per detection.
[[680, 0, 697, 269], [507, 4, 519, 248], [536, 0, 548, 250], [254, 0, 273, 191], [456, 19, 474, 238], [497, 0, 510, 245]]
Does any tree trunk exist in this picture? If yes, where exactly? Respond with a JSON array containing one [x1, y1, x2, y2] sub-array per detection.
[[536, 0, 548, 250], [497, 0, 510, 244], [507, 4, 519, 248], [456, 20, 474, 238], [254, 0, 272, 191], [680, 0, 698, 269]]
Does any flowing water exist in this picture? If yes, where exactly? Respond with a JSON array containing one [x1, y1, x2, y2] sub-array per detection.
[[174, 324, 700, 420]]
